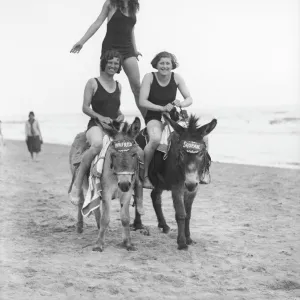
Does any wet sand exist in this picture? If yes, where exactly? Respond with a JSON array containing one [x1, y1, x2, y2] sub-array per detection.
[[0, 140, 299, 300]]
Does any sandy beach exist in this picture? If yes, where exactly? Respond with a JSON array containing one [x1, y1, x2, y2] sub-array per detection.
[[0, 140, 299, 300]]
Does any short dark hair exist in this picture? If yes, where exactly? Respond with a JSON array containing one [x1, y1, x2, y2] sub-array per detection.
[[29, 111, 35, 117], [151, 51, 179, 70], [100, 49, 123, 74]]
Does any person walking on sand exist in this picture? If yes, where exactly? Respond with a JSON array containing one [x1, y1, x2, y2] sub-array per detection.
[[25, 112, 43, 161], [70, 0, 145, 117], [0, 120, 4, 147], [69, 49, 125, 206]]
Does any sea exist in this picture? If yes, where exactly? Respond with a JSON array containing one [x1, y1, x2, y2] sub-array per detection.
[[1, 104, 300, 169]]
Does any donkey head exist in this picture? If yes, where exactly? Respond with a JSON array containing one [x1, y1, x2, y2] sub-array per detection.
[[109, 117, 141, 192], [164, 114, 217, 192]]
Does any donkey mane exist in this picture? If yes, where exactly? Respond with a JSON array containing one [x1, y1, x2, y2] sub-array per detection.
[[186, 115, 201, 134]]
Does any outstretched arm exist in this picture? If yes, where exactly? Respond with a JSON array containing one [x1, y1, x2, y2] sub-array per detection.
[[173, 73, 193, 108], [70, 0, 110, 53]]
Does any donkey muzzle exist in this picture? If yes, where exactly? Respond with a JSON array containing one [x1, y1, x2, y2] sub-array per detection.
[[118, 181, 131, 192], [115, 172, 135, 193], [184, 181, 198, 192]]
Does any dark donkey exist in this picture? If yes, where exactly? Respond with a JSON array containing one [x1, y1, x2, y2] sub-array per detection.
[[69, 117, 144, 251], [134, 114, 217, 250]]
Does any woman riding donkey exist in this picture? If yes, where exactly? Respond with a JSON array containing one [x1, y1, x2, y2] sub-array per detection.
[[70, 0, 145, 117], [69, 49, 127, 205], [139, 51, 214, 189]]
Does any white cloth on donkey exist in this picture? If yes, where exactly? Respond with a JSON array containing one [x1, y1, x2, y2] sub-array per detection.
[[81, 135, 112, 217], [156, 119, 189, 160]]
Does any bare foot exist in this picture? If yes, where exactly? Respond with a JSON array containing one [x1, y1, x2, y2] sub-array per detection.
[[143, 176, 154, 189], [68, 187, 81, 206]]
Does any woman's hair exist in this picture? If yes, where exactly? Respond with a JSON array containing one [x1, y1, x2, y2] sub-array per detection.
[[110, 0, 139, 16], [151, 51, 179, 70], [28, 111, 35, 118], [100, 49, 123, 73]]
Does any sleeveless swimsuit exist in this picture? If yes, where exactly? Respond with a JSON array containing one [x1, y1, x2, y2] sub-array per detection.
[[101, 8, 136, 60], [144, 72, 178, 124], [87, 78, 121, 130]]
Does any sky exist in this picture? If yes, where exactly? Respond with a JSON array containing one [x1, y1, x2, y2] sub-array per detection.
[[0, 0, 299, 116]]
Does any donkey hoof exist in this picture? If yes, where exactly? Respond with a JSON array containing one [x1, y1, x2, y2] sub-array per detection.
[[158, 224, 170, 234], [92, 245, 103, 252], [178, 243, 188, 250], [76, 224, 83, 234], [130, 222, 144, 230], [186, 237, 196, 245]]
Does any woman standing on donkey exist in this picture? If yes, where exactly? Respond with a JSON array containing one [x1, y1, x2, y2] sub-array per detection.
[[70, 0, 145, 117], [69, 49, 125, 205]]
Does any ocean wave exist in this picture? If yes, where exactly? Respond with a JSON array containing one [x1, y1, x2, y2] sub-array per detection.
[[269, 117, 300, 125]]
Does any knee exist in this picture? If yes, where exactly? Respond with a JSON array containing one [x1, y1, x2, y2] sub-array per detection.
[[129, 81, 140, 96], [90, 142, 102, 155], [149, 136, 161, 148], [175, 213, 186, 221]]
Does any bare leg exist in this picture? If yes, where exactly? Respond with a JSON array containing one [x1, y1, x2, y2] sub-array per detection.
[[143, 120, 162, 189], [123, 57, 146, 118], [69, 126, 104, 205]]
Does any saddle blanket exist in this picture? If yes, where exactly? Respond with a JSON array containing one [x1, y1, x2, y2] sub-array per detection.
[[81, 135, 112, 217]]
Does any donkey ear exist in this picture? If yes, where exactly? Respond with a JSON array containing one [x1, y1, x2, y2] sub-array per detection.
[[197, 118, 217, 137], [163, 114, 185, 135], [128, 117, 141, 139]]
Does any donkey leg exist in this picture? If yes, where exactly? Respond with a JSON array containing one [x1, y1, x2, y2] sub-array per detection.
[[171, 188, 187, 250], [120, 193, 137, 251], [151, 188, 170, 234], [94, 208, 101, 230], [76, 189, 84, 233], [132, 178, 145, 230], [184, 191, 197, 245], [93, 197, 111, 252], [132, 206, 144, 230]]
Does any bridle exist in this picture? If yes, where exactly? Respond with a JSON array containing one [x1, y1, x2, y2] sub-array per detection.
[[110, 139, 139, 178]]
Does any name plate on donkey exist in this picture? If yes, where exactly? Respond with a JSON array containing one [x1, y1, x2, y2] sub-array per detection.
[[113, 140, 134, 152], [182, 141, 201, 154]]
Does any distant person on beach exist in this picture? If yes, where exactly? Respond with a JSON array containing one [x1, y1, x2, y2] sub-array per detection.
[[69, 49, 125, 205], [25, 112, 43, 161], [70, 0, 145, 117], [139, 51, 210, 189], [0, 120, 4, 147]]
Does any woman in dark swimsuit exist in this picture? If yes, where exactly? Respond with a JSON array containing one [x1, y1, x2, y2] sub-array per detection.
[[69, 49, 125, 205], [70, 0, 145, 117], [139, 52, 193, 189]]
